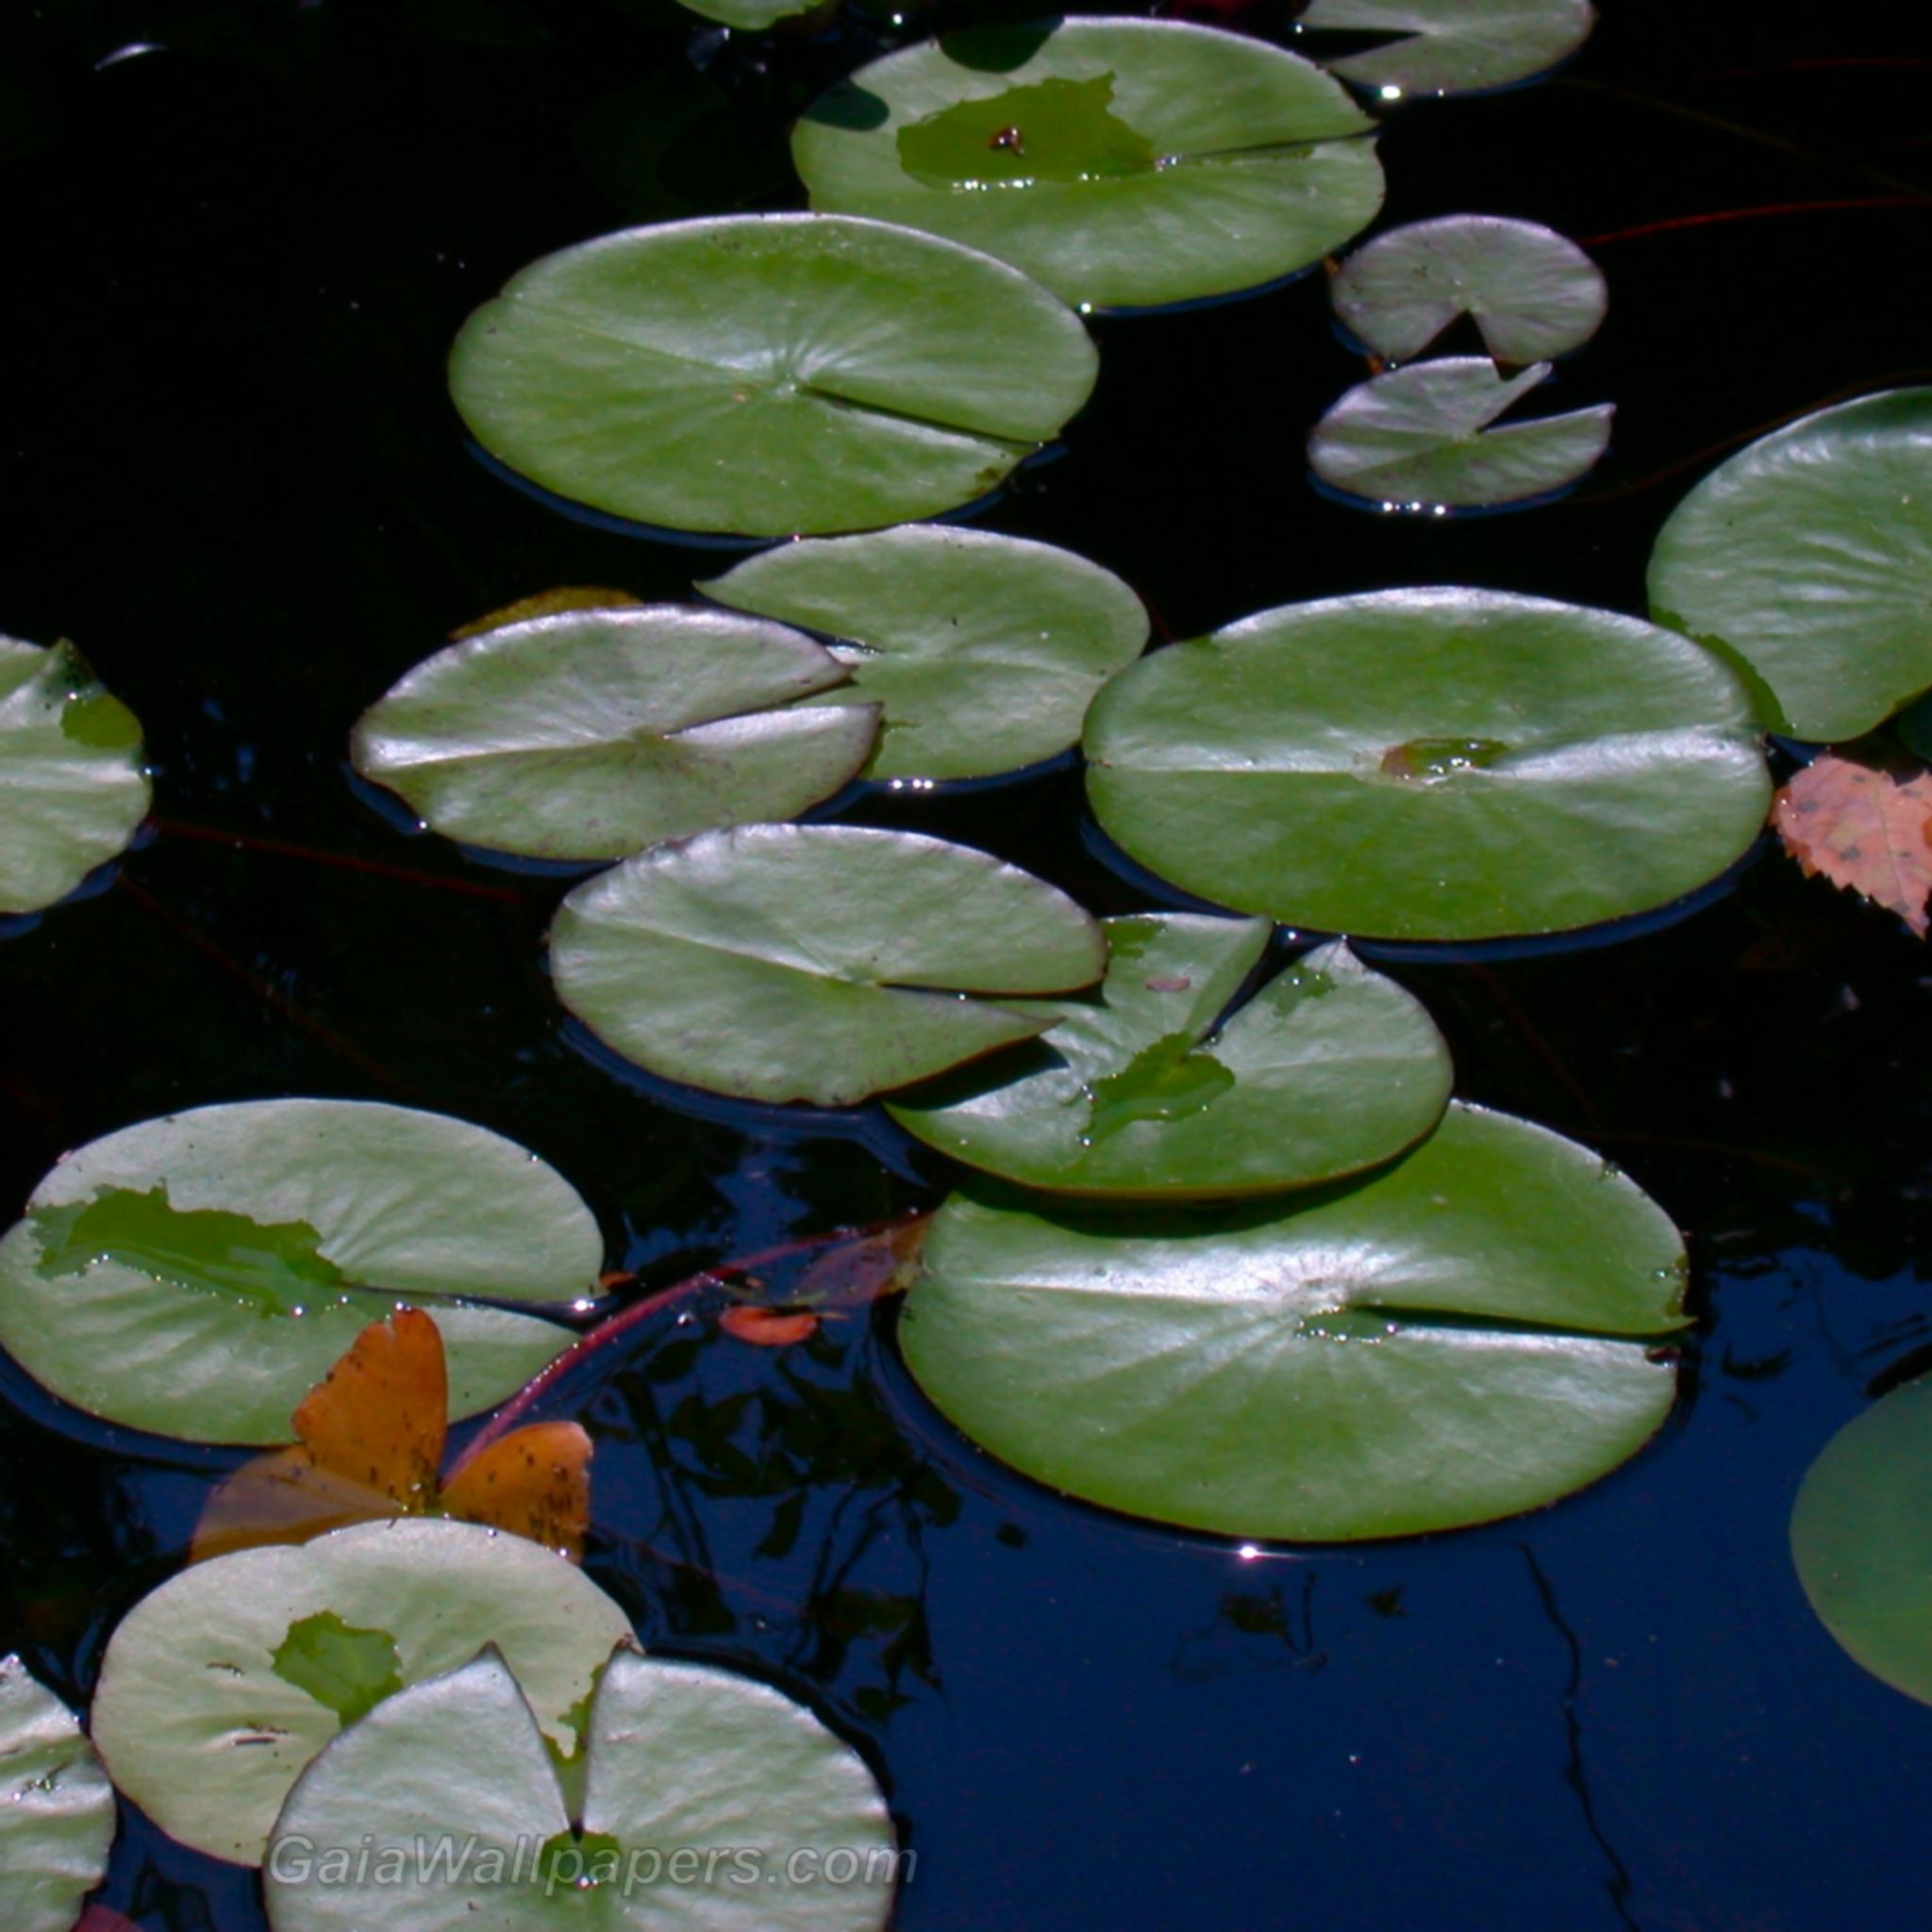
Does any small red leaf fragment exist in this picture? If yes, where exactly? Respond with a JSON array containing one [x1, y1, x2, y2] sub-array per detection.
[[1774, 745, 1932, 938], [720, 1307, 821, 1346]]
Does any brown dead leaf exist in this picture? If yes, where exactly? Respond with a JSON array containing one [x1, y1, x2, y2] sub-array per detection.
[[441, 1422, 592, 1559], [787, 1216, 929, 1307], [1774, 744, 1932, 937], [450, 586, 640, 639]]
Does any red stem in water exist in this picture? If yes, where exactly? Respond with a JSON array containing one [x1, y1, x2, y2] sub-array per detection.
[[153, 817, 525, 905]]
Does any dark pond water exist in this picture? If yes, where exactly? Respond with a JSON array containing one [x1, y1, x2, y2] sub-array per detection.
[[3, 2, 1930, 1926]]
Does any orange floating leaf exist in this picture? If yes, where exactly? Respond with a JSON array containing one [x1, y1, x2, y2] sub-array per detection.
[[1775, 744, 1932, 937], [192, 1309, 592, 1564], [441, 1422, 592, 1562], [720, 1307, 822, 1346], [450, 586, 640, 639]]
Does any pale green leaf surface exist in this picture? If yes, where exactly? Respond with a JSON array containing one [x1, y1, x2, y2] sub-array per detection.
[[0, 1656, 116, 1932]]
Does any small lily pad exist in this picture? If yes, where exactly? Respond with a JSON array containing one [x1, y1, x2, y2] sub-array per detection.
[[90, 1517, 637, 1867], [700, 525, 1148, 780], [1648, 389, 1932, 741], [679, 0, 815, 28], [1083, 588, 1771, 941], [1309, 357, 1612, 508], [890, 919, 1452, 1196], [791, 19, 1384, 310], [264, 1647, 896, 1931], [351, 606, 878, 859], [448, 213, 1098, 538], [0, 636, 149, 914], [1299, 0, 1597, 97], [1331, 215, 1607, 364], [550, 823, 1106, 1106], [900, 1102, 1688, 1541], [0, 1100, 599, 1442], [1791, 1376, 1932, 1706], [0, 1656, 116, 1932]]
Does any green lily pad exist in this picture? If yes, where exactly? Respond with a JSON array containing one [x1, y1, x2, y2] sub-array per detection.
[[679, 0, 815, 28], [1083, 588, 1771, 941], [1299, 0, 1597, 98], [351, 606, 878, 860], [1791, 1375, 1932, 1706], [264, 1647, 897, 1931], [0, 1657, 116, 1932], [0, 636, 149, 914], [1331, 215, 1607, 364], [92, 1519, 637, 1867], [901, 1102, 1688, 1541], [890, 920, 1452, 1196], [1308, 357, 1612, 508], [551, 823, 1106, 1106], [791, 20, 1384, 311], [0, 1099, 599, 1443], [700, 525, 1148, 780], [1647, 389, 1932, 741], [447, 214, 1098, 538]]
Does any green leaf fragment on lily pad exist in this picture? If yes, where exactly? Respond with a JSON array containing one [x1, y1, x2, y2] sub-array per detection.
[[352, 605, 879, 860], [890, 919, 1453, 1196], [700, 524, 1148, 780], [447, 213, 1098, 538], [0, 1655, 117, 1932], [91, 1518, 637, 1867], [1083, 588, 1771, 941], [273, 1612, 406, 1728], [0, 1099, 600, 1443], [1300, 0, 1596, 97], [1309, 357, 1612, 508], [792, 19, 1383, 310], [550, 822, 1106, 1107], [1331, 214, 1607, 364], [263, 1646, 897, 1931], [900, 1102, 1689, 1541], [1648, 388, 1932, 741], [0, 635, 150, 915]]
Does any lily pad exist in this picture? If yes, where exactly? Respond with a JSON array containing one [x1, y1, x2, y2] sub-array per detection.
[[791, 19, 1384, 311], [448, 214, 1098, 538], [1308, 357, 1612, 508], [0, 636, 149, 914], [700, 525, 1148, 780], [900, 1102, 1688, 1541], [90, 1517, 637, 1867], [0, 1099, 599, 1443], [1083, 588, 1771, 941], [890, 920, 1452, 1196], [679, 0, 815, 28], [1331, 215, 1607, 364], [1298, 0, 1597, 97], [351, 606, 878, 860], [550, 823, 1106, 1106], [265, 1647, 896, 1931], [1647, 389, 1932, 741], [1791, 1376, 1932, 1706], [0, 1657, 116, 1932]]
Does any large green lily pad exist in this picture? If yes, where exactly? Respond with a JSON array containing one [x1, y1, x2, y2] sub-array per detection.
[[0, 1100, 597, 1443], [1308, 358, 1612, 508], [791, 20, 1384, 310], [351, 606, 877, 860], [1791, 1376, 1932, 1706], [700, 525, 1148, 780], [0, 636, 149, 914], [901, 1102, 1688, 1541], [1299, 0, 1597, 97], [91, 1518, 637, 1867], [551, 823, 1105, 1106], [1647, 389, 1932, 741], [890, 920, 1452, 1196], [448, 214, 1098, 538], [0, 1657, 116, 1932], [1084, 588, 1771, 941], [265, 1647, 896, 1931], [1331, 214, 1607, 364]]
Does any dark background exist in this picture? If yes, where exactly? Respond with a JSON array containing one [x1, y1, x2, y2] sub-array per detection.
[[2, 1, 1929, 1925]]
